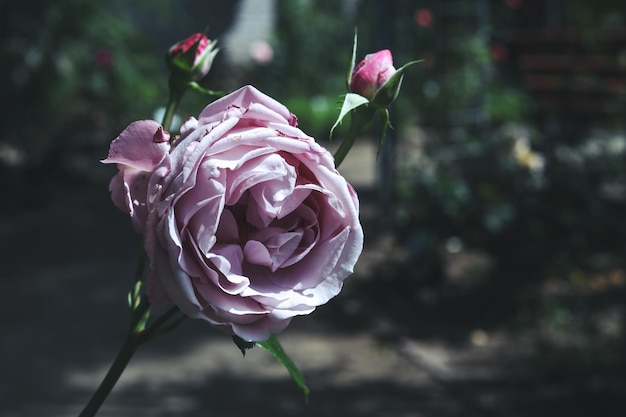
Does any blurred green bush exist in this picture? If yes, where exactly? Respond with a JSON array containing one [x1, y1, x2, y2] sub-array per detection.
[[0, 1, 170, 161]]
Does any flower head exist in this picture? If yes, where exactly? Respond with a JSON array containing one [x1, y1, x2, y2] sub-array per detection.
[[104, 86, 363, 342]]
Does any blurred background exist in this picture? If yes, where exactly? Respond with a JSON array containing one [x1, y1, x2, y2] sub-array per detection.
[[2, 0, 626, 416]]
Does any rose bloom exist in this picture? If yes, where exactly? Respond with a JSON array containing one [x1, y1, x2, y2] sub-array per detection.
[[104, 86, 364, 342], [349, 49, 397, 101]]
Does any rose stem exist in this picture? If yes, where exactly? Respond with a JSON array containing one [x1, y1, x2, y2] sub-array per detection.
[[77, 330, 140, 417]]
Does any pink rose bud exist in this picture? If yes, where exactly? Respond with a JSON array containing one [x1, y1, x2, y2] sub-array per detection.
[[167, 33, 219, 81], [349, 49, 397, 101], [104, 86, 364, 342]]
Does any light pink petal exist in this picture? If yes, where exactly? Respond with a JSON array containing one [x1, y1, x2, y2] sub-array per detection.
[[103, 120, 171, 231], [180, 117, 199, 136], [215, 208, 240, 243], [146, 269, 171, 303], [230, 316, 292, 342], [108, 172, 129, 214], [198, 85, 297, 127], [152, 210, 205, 316], [243, 240, 273, 268], [102, 120, 170, 170]]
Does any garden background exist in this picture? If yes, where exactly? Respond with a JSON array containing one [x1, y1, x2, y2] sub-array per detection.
[[2, 0, 626, 416]]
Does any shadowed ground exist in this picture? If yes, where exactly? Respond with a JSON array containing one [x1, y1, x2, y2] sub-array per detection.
[[1, 140, 625, 417]]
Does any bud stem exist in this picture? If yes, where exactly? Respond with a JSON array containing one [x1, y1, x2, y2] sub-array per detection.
[[334, 106, 376, 168], [161, 77, 188, 132]]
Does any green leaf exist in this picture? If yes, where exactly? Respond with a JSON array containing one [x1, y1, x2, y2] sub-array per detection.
[[257, 334, 310, 402], [330, 93, 369, 140], [370, 59, 422, 108]]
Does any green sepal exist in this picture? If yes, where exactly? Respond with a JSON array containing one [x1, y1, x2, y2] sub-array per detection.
[[126, 280, 150, 333], [257, 334, 310, 402], [370, 60, 422, 108], [377, 107, 391, 157], [346, 28, 358, 88], [188, 82, 225, 98], [131, 297, 150, 333], [127, 280, 141, 311], [330, 92, 369, 140], [232, 335, 255, 356], [140, 309, 186, 343]]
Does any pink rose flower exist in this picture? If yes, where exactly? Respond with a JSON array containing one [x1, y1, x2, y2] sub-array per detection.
[[103, 86, 364, 342], [349, 49, 397, 101]]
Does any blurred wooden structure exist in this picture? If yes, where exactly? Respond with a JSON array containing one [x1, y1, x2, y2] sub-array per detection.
[[509, 27, 626, 125]]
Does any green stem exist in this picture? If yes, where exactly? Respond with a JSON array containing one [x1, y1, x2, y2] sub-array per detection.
[[78, 331, 140, 417], [77, 302, 180, 417], [333, 106, 376, 168], [161, 78, 188, 131], [333, 130, 356, 169], [141, 306, 185, 342], [161, 93, 180, 132]]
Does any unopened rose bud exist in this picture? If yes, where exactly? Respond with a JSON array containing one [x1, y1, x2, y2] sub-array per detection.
[[349, 49, 396, 101], [167, 33, 219, 81]]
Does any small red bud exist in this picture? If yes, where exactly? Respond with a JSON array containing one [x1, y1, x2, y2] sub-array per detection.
[[167, 33, 219, 81]]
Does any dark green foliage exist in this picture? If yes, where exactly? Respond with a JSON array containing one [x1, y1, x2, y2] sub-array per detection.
[[0, 1, 237, 167]]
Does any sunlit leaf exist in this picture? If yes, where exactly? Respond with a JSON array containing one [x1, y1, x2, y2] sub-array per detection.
[[330, 92, 369, 140]]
